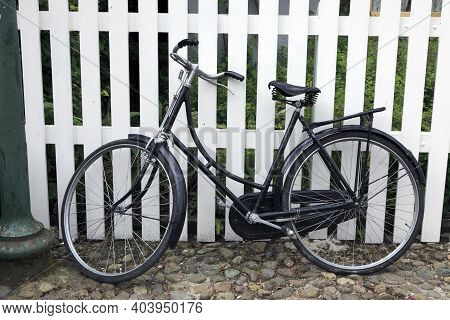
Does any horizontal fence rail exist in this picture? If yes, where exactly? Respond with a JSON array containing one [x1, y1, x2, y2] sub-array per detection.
[[16, 0, 449, 242]]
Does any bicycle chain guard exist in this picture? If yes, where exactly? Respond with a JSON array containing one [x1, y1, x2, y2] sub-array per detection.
[[229, 192, 285, 240]]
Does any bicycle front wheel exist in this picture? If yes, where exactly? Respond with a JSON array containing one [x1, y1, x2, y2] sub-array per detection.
[[282, 129, 424, 274], [61, 139, 185, 283]]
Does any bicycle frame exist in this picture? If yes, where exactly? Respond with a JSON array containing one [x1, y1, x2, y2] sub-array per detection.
[[142, 66, 386, 230]]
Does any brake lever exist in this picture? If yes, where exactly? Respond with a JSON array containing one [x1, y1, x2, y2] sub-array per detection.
[[199, 76, 235, 96]]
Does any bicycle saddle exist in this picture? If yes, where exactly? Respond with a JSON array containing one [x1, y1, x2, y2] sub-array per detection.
[[268, 81, 321, 97]]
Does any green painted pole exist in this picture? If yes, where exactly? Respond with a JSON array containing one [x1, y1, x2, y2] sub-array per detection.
[[0, 0, 53, 259]]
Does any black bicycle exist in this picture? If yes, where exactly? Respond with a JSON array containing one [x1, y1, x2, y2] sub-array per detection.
[[62, 39, 425, 283]]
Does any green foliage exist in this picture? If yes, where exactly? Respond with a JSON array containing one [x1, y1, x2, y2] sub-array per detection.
[[217, 50, 229, 129], [215, 148, 227, 235], [392, 38, 409, 131], [334, 36, 348, 122], [41, 31, 53, 124], [443, 157, 450, 215], [275, 44, 288, 130], [422, 38, 438, 131], [363, 37, 379, 112], [218, 0, 229, 14], [70, 32, 82, 125], [244, 149, 255, 194], [68, 0, 78, 11], [246, 35, 258, 129]]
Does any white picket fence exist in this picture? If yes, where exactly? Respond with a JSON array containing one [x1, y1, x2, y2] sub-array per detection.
[[17, 0, 450, 243]]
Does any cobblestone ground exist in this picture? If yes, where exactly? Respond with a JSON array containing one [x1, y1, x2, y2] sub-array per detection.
[[2, 240, 449, 300]]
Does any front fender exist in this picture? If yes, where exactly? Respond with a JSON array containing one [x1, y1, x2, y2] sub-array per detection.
[[128, 134, 187, 248]]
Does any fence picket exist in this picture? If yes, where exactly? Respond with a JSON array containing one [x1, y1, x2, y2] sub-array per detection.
[[109, 0, 132, 238], [394, 0, 432, 243], [285, 0, 309, 155], [337, 0, 371, 240], [309, 0, 340, 240], [225, 0, 248, 241], [169, 0, 189, 241], [19, 0, 50, 228], [422, 0, 450, 242], [138, 0, 160, 241], [254, 0, 279, 187], [196, 0, 218, 242], [78, 0, 104, 239], [48, 0, 76, 237], [282, 0, 310, 225], [366, 0, 401, 244]]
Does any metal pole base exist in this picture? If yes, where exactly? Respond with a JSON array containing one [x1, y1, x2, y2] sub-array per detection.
[[0, 0, 55, 261], [0, 228, 54, 260]]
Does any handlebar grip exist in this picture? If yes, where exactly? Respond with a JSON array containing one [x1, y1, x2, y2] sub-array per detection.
[[173, 39, 199, 53], [224, 71, 245, 82]]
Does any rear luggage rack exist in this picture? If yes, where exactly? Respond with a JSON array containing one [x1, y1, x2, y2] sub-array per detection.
[[310, 107, 386, 130]]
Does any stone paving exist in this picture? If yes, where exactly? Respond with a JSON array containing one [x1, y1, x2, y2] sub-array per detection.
[[1, 240, 449, 300]]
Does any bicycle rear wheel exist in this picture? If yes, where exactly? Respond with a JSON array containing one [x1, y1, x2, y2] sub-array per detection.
[[282, 129, 424, 274], [61, 139, 185, 283]]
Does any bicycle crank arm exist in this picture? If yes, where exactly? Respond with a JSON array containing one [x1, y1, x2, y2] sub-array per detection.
[[247, 213, 283, 231], [247, 213, 296, 238]]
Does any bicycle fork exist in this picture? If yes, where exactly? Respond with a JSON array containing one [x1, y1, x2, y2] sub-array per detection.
[[106, 133, 167, 215]]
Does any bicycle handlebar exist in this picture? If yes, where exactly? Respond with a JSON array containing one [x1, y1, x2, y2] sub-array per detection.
[[224, 71, 245, 82], [172, 39, 199, 54], [170, 38, 245, 82]]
